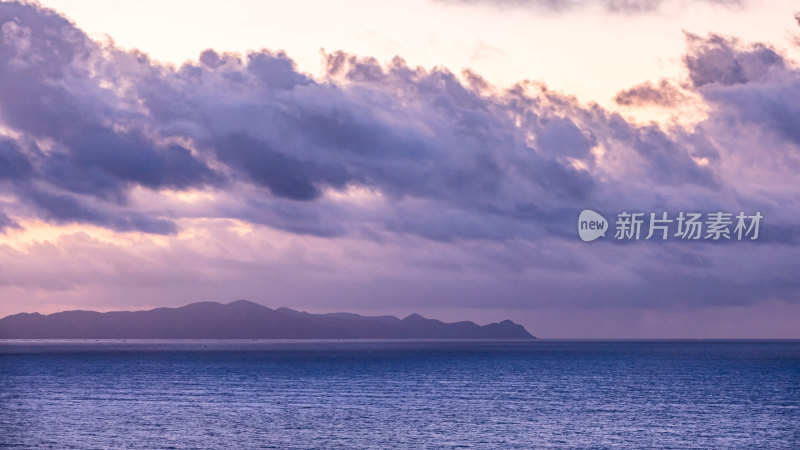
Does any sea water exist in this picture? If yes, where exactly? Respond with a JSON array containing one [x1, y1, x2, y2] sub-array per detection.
[[1, 340, 799, 448]]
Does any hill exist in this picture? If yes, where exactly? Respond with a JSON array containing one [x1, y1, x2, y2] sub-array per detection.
[[0, 300, 535, 339]]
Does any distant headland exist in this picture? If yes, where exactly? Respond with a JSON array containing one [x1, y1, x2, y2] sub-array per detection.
[[0, 300, 535, 340]]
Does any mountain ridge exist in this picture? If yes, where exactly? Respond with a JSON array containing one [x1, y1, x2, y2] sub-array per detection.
[[0, 300, 535, 340]]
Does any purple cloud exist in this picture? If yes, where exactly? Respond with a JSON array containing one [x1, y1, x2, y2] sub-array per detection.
[[0, 1, 797, 329], [614, 80, 688, 107]]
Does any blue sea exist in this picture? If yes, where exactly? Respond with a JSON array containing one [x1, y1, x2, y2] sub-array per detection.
[[1, 340, 799, 448]]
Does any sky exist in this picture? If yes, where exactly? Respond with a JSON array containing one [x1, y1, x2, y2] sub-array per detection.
[[0, 0, 799, 337]]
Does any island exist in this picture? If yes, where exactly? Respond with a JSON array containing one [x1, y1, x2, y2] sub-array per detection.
[[0, 300, 535, 339]]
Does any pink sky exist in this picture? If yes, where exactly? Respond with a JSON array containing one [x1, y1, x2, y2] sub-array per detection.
[[0, 0, 798, 337]]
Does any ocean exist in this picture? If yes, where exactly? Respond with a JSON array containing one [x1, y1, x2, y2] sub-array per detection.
[[1, 340, 798, 448]]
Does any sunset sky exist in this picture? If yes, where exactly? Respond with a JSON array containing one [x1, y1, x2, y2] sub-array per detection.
[[0, 0, 799, 337]]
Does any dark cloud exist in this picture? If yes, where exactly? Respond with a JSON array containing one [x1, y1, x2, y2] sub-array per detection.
[[19, 187, 176, 235], [614, 79, 688, 107], [632, 126, 718, 187], [534, 117, 596, 158], [0, 210, 19, 232], [211, 133, 351, 201], [684, 33, 800, 149], [66, 130, 220, 196], [684, 33, 784, 87], [0, 138, 33, 181], [0, 2, 221, 226], [245, 51, 312, 90]]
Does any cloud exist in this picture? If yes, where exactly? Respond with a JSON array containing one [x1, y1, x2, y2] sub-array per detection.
[[0, 2, 797, 318], [18, 187, 177, 235], [683, 32, 800, 156], [0, 210, 19, 232], [629, 125, 718, 187], [0, 2, 221, 229], [684, 33, 785, 87], [211, 133, 349, 201], [0, 137, 33, 181], [3, 0, 717, 241], [432, 0, 744, 14], [614, 79, 688, 107]]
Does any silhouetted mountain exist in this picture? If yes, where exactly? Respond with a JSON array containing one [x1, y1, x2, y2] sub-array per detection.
[[0, 300, 535, 339]]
